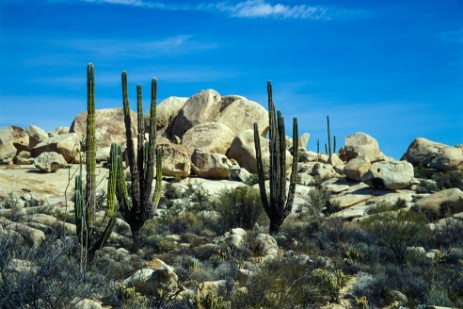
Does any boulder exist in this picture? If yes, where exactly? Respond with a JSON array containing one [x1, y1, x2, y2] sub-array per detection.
[[255, 233, 278, 257], [311, 163, 337, 179], [96, 146, 111, 163], [0, 126, 29, 164], [226, 129, 292, 176], [123, 258, 178, 296], [344, 156, 371, 181], [72, 298, 104, 309], [15, 151, 34, 165], [417, 188, 463, 218], [26, 125, 49, 148], [182, 122, 235, 154], [48, 126, 70, 137], [34, 152, 68, 173], [158, 143, 191, 178], [223, 228, 247, 251], [31, 133, 80, 163], [339, 132, 381, 162], [167, 89, 221, 138], [217, 97, 269, 135], [191, 149, 236, 179], [226, 129, 262, 173], [362, 160, 414, 190], [402, 138, 463, 171], [145, 96, 188, 131], [70, 108, 137, 149]]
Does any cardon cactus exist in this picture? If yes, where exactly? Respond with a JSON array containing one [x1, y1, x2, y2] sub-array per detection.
[[253, 81, 298, 235], [116, 73, 162, 250], [74, 64, 119, 262]]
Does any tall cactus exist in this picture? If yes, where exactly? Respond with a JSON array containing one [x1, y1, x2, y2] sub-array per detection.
[[116, 73, 162, 250], [253, 81, 298, 235], [74, 64, 119, 262]]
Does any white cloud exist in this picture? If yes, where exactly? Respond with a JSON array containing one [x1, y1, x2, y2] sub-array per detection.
[[50, 0, 372, 21]]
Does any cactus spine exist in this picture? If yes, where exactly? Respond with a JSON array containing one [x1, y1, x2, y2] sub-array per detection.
[[74, 64, 119, 262], [117, 73, 162, 250], [254, 81, 298, 235]]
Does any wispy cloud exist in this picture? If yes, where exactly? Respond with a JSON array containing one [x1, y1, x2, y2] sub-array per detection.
[[52, 0, 372, 21], [436, 28, 463, 44]]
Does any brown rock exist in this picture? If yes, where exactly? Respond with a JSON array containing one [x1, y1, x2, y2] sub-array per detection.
[[0, 126, 29, 164], [34, 152, 68, 173], [167, 89, 221, 138], [26, 125, 49, 148], [70, 108, 137, 148], [191, 149, 236, 179], [417, 188, 463, 218], [402, 138, 463, 171], [217, 97, 269, 135], [344, 156, 371, 181], [145, 96, 188, 131], [159, 143, 191, 178], [339, 132, 381, 162], [31, 133, 80, 163], [182, 122, 235, 155]]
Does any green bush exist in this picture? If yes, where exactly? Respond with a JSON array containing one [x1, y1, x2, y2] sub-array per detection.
[[214, 186, 263, 231]]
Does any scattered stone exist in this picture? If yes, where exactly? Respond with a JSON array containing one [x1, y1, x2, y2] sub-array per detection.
[[255, 233, 278, 258], [123, 258, 178, 296]]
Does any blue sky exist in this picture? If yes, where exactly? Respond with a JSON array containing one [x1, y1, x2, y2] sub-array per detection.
[[1, 0, 462, 159]]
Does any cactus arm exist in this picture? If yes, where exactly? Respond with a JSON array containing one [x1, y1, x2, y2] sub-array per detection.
[[122, 71, 141, 214], [86, 63, 96, 233], [74, 174, 84, 244], [285, 117, 298, 213], [277, 111, 286, 211], [144, 78, 158, 214], [152, 148, 163, 209], [327, 115, 332, 160], [253, 123, 270, 216], [136, 84, 145, 201]]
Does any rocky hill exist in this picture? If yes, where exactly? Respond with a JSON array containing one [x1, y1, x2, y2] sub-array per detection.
[[0, 88, 462, 308]]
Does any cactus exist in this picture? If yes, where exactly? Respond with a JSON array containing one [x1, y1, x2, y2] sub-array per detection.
[[327, 115, 332, 159], [116, 73, 162, 250], [253, 81, 298, 235], [74, 64, 119, 262]]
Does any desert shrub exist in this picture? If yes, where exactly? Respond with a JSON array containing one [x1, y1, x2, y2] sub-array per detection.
[[367, 199, 407, 215], [0, 234, 110, 308], [0, 192, 20, 209], [214, 186, 263, 231], [307, 178, 332, 214], [416, 170, 463, 193], [425, 286, 453, 307], [232, 257, 323, 308], [360, 210, 430, 265]]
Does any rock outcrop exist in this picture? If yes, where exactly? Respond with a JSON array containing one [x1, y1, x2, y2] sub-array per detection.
[[145, 96, 188, 131], [31, 133, 80, 163], [191, 149, 237, 179], [70, 108, 137, 149], [0, 126, 29, 164], [339, 132, 382, 162], [362, 160, 414, 190], [182, 122, 235, 155], [402, 138, 463, 171]]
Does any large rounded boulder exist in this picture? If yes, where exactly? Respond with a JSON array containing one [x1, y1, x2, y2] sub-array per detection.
[[402, 138, 463, 171], [182, 122, 235, 155], [167, 90, 221, 138], [70, 108, 137, 149], [144, 96, 188, 131], [0, 126, 29, 164], [339, 132, 382, 162]]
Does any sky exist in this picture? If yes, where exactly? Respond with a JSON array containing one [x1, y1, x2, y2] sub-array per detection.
[[0, 0, 462, 159]]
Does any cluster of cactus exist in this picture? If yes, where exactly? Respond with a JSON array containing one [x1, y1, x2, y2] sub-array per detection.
[[74, 64, 120, 262], [116, 72, 162, 250], [253, 81, 298, 235]]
